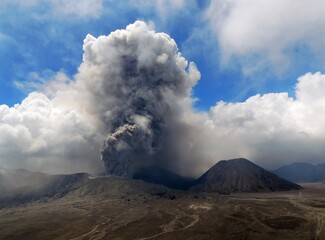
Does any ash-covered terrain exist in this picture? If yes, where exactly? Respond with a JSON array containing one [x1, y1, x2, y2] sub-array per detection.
[[2, 159, 322, 240], [0, 172, 324, 240], [0, 158, 301, 208]]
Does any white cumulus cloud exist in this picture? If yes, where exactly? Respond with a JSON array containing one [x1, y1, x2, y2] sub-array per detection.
[[0, 91, 103, 174], [203, 72, 325, 170], [206, 0, 325, 74]]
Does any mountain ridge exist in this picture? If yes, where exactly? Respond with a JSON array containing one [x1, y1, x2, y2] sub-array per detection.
[[272, 162, 325, 183], [0, 158, 302, 207]]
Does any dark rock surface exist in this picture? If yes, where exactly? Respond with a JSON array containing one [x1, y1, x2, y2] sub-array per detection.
[[190, 158, 302, 193]]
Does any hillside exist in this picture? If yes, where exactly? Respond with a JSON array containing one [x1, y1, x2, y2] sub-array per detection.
[[190, 158, 302, 193], [0, 168, 176, 208]]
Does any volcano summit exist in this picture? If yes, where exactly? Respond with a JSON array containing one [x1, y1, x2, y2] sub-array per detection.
[[190, 158, 302, 193]]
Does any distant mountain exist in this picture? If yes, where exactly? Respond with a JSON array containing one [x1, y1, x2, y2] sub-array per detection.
[[190, 158, 302, 193], [133, 165, 194, 190], [272, 162, 325, 183]]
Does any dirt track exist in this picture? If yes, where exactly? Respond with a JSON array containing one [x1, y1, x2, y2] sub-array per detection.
[[1, 183, 325, 240]]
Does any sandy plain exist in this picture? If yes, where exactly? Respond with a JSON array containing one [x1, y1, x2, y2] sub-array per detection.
[[1, 181, 325, 240]]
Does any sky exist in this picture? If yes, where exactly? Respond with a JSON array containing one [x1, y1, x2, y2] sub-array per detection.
[[1, 0, 325, 175]]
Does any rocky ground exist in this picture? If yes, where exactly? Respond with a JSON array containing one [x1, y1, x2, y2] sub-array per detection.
[[1, 177, 325, 240]]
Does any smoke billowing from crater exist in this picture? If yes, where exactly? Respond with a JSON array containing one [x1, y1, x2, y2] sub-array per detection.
[[77, 21, 200, 177], [2, 21, 325, 176]]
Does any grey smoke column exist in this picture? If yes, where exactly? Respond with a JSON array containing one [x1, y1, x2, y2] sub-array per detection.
[[79, 21, 200, 178]]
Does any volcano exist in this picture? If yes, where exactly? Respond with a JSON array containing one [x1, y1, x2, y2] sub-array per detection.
[[190, 158, 302, 193]]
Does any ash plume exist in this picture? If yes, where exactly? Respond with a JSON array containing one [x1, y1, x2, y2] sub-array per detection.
[[77, 21, 200, 177], [2, 20, 325, 176]]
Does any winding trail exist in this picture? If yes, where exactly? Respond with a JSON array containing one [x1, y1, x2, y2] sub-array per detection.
[[137, 204, 212, 240], [68, 216, 111, 240], [315, 216, 324, 240], [288, 193, 325, 240], [137, 214, 199, 240]]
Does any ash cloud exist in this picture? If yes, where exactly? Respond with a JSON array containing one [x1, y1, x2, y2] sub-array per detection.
[[2, 21, 325, 177], [76, 21, 200, 177], [0, 21, 202, 176]]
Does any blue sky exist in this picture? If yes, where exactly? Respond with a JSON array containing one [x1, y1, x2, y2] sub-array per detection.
[[1, 0, 325, 173], [2, 0, 324, 110]]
